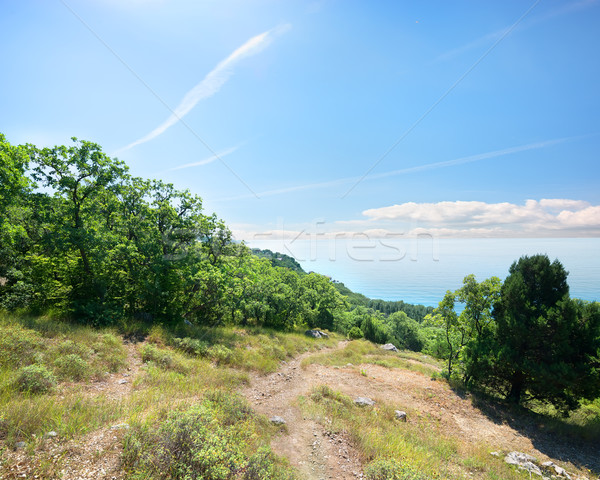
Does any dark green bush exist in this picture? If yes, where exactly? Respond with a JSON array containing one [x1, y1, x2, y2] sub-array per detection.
[[347, 326, 363, 340]]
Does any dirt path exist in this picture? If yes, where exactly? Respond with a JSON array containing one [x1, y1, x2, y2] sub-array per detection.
[[244, 341, 364, 480], [244, 342, 599, 479]]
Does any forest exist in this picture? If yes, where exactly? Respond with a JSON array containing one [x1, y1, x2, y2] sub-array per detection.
[[1, 133, 599, 412]]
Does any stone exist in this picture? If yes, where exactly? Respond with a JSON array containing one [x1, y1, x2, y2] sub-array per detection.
[[305, 329, 329, 338], [354, 397, 375, 407], [15, 441, 26, 449], [505, 451, 542, 476], [381, 343, 398, 352], [118, 379, 128, 385], [394, 410, 407, 421], [45, 431, 58, 438], [270, 416, 286, 425], [541, 461, 571, 479], [110, 423, 130, 430]]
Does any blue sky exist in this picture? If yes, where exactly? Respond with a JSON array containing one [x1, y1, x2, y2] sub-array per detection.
[[2, 0, 600, 242]]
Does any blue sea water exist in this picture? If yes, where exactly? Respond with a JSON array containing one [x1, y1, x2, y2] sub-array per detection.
[[247, 237, 599, 307]]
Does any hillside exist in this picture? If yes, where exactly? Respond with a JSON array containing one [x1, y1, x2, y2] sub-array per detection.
[[1, 314, 598, 480]]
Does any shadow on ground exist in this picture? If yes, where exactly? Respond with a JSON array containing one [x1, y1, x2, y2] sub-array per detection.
[[466, 392, 600, 475]]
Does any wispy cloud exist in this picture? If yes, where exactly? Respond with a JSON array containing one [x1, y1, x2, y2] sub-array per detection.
[[217, 136, 577, 202], [165, 145, 239, 172], [367, 137, 571, 180], [120, 24, 290, 152]]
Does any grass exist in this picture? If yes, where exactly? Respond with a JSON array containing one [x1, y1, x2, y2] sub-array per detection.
[[300, 384, 524, 480], [2, 312, 598, 479], [146, 323, 338, 374], [302, 339, 442, 377], [0, 312, 335, 478]]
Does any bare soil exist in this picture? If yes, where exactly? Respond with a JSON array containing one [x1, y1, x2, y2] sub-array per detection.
[[243, 341, 599, 479]]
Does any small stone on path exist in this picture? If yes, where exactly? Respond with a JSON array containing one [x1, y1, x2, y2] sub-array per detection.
[[270, 416, 286, 425]]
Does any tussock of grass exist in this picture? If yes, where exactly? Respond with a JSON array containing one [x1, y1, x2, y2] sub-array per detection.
[[302, 385, 524, 480]]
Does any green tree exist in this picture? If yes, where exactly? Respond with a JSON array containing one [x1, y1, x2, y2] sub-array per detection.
[[389, 311, 423, 351], [433, 291, 463, 377], [483, 255, 600, 411], [456, 274, 501, 383]]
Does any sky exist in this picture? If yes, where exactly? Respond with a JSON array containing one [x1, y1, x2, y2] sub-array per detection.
[[2, 0, 600, 244]]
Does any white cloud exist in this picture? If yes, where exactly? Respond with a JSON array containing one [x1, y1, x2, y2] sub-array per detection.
[[233, 199, 600, 242], [362, 199, 600, 236], [120, 24, 290, 151], [557, 206, 600, 227]]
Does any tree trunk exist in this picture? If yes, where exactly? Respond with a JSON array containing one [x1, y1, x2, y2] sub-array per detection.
[[507, 370, 525, 403]]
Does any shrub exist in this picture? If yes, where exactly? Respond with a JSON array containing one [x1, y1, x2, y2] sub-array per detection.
[[243, 447, 295, 480], [365, 458, 426, 480], [54, 353, 90, 380], [347, 326, 363, 340], [92, 333, 126, 372], [141, 344, 188, 374], [207, 345, 233, 365], [55, 339, 92, 358], [172, 337, 209, 357], [16, 364, 57, 394], [0, 325, 45, 367], [123, 393, 293, 480]]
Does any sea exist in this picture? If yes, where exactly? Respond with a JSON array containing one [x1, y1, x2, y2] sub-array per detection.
[[247, 237, 599, 307]]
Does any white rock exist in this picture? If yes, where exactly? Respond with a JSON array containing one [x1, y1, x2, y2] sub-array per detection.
[[394, 410, 407, 421], [270, 416, 286, 425], [381, 343, 398, 352], [354, 397, 375, 407]]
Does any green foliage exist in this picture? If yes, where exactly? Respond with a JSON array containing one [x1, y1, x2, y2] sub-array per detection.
[[0, 324, 45, 367], [53, 353, 90, 380], [141, 344, 189, 374], [347, 326, 364, 340], [15, 364, 57, 394], [123, 391, 295, 480], [365, 458, 427, 480], [470, 255, 600, 412], [171, 336, 209, 356], [251, 248, 305, 273], [389, 312, 424, 352], [361, 315, 393, 345], [207, 344, 234, 365], [92, 333, 127, 373]]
